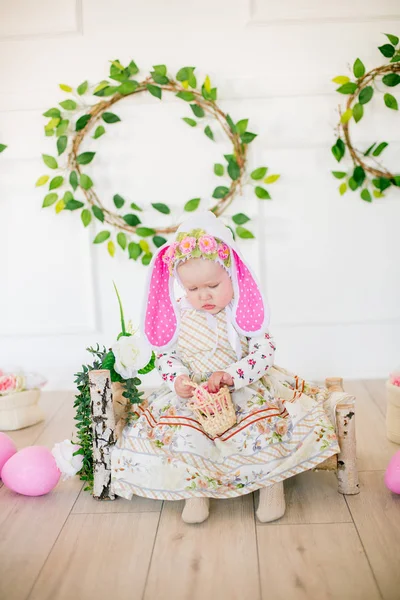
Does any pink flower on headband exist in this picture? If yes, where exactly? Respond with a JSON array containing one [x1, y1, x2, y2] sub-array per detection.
[[217, 242, 230, 261], [170, 241, 179, 255], [162, 242, 179, 265], [179, 236, 196, 255], [198, 235, 217, 254]]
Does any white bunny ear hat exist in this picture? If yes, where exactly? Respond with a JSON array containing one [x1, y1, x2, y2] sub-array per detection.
[[141, 210, 269, 350]]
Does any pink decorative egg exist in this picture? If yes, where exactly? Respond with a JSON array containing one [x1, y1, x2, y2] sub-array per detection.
[[385, 450, 400, 494], [1, 446, 61, 496], [0, 432, 17, 477]]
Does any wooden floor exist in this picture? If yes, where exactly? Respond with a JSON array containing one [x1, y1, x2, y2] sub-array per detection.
[[1, 380, 400, 600]]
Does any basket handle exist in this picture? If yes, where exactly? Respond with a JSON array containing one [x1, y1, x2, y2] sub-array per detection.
[[187, 380, 198, 389], [187, 380, 214, 404]]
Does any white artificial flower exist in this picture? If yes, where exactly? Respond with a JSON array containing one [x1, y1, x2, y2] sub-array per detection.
[[51, 439, 84, 481], [23, 371, 47, 390], [112, 334, 152, 379]]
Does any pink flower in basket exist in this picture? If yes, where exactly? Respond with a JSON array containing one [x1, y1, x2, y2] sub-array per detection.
[[390, 372, 400, 387], [179, 236, 197, 255], [192, 384, 223, 415], [198, 235, 217, 254], [217, 242, 230, 260], [192, 385, 209, 407], [0, 374, 17, 394]]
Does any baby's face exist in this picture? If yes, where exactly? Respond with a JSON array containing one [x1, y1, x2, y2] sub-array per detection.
[[177, 258, 233, 314]]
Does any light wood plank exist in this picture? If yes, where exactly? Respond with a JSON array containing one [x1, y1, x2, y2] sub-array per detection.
[[72, 488, 162, 514], [263, 471, 352, 525], [364, 379, 387, 417], [346, 471, 400, 600], [0, 392, 83, 600], [2, 380, 399, 600], [29, 512, 160, 600], [257, 522, 380, 600], [344, 380, 398, 471], [144, 496, 260, 600], [0, 478, 83, 600]]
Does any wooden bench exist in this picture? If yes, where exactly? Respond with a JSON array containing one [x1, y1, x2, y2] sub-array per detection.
[[88, 371, 359, 500]]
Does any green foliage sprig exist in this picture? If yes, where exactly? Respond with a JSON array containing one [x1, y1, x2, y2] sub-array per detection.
[[331, 33, 400, 201], [73, 344, 106, 492], [72, 285, 155, 493], [73, 346, 154, 492], [38, 60, 279, 261]]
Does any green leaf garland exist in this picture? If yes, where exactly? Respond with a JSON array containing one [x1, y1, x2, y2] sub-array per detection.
[[38, 60, 279, 259], [332, 33, 400, 200]]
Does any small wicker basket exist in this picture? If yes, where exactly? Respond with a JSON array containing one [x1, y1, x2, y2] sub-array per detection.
[[0, 389, 44, 431], [187, 382, 237, 437]]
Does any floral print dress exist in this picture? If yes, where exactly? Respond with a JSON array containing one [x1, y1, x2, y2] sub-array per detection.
[[111, 305, 341, 500]]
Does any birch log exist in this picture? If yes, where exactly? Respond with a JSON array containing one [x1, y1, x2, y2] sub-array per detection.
[[326, 377, 360, 495], [89, 369, 116, 500]]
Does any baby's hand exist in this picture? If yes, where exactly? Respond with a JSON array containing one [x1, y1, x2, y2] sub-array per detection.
[[207, 371, 234, 393], [174, 374, 194, 398]]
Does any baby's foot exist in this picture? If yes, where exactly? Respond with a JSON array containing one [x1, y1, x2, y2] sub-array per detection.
[[256, 482, 286, 523], [182, 497, 210, 524]]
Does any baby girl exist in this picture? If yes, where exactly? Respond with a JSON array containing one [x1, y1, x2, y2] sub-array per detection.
[[111, 211, 340, 524]]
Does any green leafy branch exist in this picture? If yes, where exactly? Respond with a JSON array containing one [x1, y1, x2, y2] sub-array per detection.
[[73, 344, 145, 492], [73, 344, 107, 492], [331, 33, 400, 202], [73, 344, 155, 492], [37, 59, 279, 256], [73, 284, 155, 493]]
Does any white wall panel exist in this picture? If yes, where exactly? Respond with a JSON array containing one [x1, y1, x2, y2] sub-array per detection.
[[0, 0, 399, 388], [0, 0, 82, 39]]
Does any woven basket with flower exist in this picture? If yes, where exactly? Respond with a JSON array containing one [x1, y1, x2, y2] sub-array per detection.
[[187, 382, 237, 437], [0, 371, 46, 431]]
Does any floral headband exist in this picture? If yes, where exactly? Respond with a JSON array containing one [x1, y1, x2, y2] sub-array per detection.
[[162, 228, 231, 275], [143, 210, 269, 348]]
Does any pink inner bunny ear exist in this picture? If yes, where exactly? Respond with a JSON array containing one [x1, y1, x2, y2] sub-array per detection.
[[232, 249, 265, 333], [144, 247, 177, 347]]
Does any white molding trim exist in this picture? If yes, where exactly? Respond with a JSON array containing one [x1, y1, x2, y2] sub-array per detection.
[[0, 0, 83, 41], [247, 15, 400, 27], [0, 328, 102, 339], [247, 0, 400, 26]]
